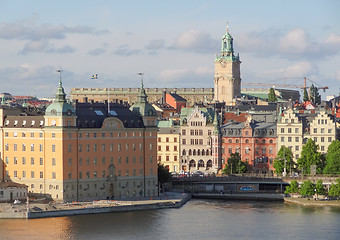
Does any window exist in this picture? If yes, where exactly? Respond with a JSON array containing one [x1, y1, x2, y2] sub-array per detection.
[[313, 128, 317, 133], [158, 146, 161, 151], [31, 157, 34, 165], [40, 172, 43, 179], [328, 129, 332, 134], [281, 128, 284, 133], [52, 158, 56, 166], [166, 137, 169, 142], [174, 146, 178, 151], [126, 156, 129, 164], [14, 157, 18, 164], [150, 143, 153, 150], [288, 137, 292, 142], [86, 144, 90, 152], [23, 171, 26, 178], [182, 129, 186, 135], [166, 146, 169, 151], [31, 144, 34, 152], [321, 137, 324, 142], [52, 144, 55, 152], [68, 144, 72, 152], [68, 158, 72, 166], [118, 144, 121, 151], [52, 172, 56, 179], [31, 132, 34, 138], [22, 157, 26, 165], [40, 158, 43, 165], [14, 144, 17, 151], [269, 147, 273, 154], [40, 144, 43, 152], [262, 147, 266, 154], [174, 137, 177, 142], [79, 144, 82, 152], [94, 144, 97, 152], [31, 171, 35, 179], [295, 146, 299, 151], [14, 170, 17, 178], [295, 137, 299, 142], [102, 144, 105, 152], [281, 137, 284, 142], [328, 137, 332, 142], [295, 128, 299, 133], [182, 139, 186, 145], [52, 133, 55, 138], [288, 128, 292, 133]]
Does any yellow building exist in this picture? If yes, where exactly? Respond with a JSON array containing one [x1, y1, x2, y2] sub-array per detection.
[[0, 80, 158, 202], [157, 127, 180, 173]]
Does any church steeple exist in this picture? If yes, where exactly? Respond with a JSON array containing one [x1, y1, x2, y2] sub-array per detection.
[[221, 24, 234, 56], [137, 78, 148, 104]]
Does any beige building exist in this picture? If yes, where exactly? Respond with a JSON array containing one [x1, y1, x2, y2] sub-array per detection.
[[180, 106, 221, 173], [277, 108, 337, 162], [157, 127, 180, 173], [214, 27, 241, 105], [277, 109, 303, 161]]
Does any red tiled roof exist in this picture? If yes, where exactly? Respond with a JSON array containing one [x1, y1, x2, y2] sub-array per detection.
[[223, 112, 249, 124]]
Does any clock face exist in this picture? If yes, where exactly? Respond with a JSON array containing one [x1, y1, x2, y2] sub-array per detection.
[[219, 59, 227, 68]]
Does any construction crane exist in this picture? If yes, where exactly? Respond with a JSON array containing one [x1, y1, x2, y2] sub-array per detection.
[[243, 77, 329, 92]]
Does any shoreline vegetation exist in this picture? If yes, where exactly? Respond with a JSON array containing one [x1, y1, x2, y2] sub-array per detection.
[[284, 197, 340, 207]]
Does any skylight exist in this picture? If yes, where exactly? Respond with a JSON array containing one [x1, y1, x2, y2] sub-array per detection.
[[109, 110, 117, 116], [94, 110, 104, 116]]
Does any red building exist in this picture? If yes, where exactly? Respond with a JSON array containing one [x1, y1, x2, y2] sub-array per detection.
[[221, 117, 277, 174], [165, 93, 187, 113]]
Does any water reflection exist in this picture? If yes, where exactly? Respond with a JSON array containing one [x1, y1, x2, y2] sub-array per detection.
[[0, 199, 340, 240]]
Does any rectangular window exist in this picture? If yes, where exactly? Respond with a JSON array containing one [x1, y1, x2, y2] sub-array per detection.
[[288, 128, 292, 133], [31, 132, 34, 138], [22, 144, 26, 151], [295, 146, 299, 151], [52, 172, 56, 179], [79, 144, 82, 152], [126, 156, 129, 164], [174, 137, 177, 142], [295, 137, 299, 142], [31, 171, 34, 179], [40, 158, 43, 165], [79, 158, 83, 166], [281, 137, 284, 142], [68, 144, 72, 152], [5, 157, 9, 164], [321, 146, 325, 151], [321, 128, 325, 134], [182, 129, 186, 135], [86, 144, 90, 152], [52, 133, 55, 138], [174, 146, 178, 151], [328, 137, 332, 142], [314, 137, 317, 142], [102, 144, 105, 152], [321, 137, 324, 142], [158, 146, 161, 151], [40, 172, 43, 179], [14, 144, 17, 151], [328, 129, 332, 134], [40, 144, 43, 152], [52, 144, 55, 152], [182, 139, 186, 145], [94, 144, 97, 152], [14, 157, 17, 164], [102, 157, 106, 166], [5, 143, 9, 151], [166, 137, 169, 142], [22, 157, 26, 165], [118, 144, 121, 151], [166, 146, 169, 151], [39, 132, 43, 138], [31, 157, 34, 165], [23, 171, 26, 178], [288, 137, 292, 142], [79, 172, 82, 179], [110, 144, 113, 152], [52, 158, 56, 166], [14, 170, 17, 178], [295, 128, 299, 133], [314, 128, 317, 133]]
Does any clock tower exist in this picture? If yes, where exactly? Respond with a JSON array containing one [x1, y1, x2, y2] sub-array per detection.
[[214, 26, 241, 105]]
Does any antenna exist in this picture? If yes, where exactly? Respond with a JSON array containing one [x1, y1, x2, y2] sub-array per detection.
[[56, 67, 63, 83]]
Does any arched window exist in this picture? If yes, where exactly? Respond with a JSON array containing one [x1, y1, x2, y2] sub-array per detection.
[[202, 149, 205, 156], [228, 139, 232, 143], [193, 149, 196, 156], [189, 160, 196, 167], [198, 160, 205, 168], [182, 149, 186, 156], [197, 149, 200, 156], [262, 139, 266, 144], [188, 149, 192, 156], [207, 160, 212, 168]]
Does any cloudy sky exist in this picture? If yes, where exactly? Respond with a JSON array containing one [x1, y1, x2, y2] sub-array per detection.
[[1, 0, 340, 99]]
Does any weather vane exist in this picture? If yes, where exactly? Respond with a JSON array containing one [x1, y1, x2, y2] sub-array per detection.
[[226, 21, 229, 32], [56, 67, 63, 82]]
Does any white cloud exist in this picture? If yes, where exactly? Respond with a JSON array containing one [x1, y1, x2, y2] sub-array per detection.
[[171, 29, 219, 53], [325, 33, 340, 45], [159, 69, 189, 82], [279, 28, 309, 53]]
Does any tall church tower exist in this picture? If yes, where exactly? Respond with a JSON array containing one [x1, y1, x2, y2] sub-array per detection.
[[214, 25, 241, 105]]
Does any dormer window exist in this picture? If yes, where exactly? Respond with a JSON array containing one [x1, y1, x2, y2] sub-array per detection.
[[5, 120, 9, 126], [22, 120, 26, 127], [14, 120, 18, 126], [31, 120, 35, 127], [40, 121, 44, 127]]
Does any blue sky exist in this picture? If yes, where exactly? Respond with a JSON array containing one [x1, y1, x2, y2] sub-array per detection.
[[1, 0, 339, 99]]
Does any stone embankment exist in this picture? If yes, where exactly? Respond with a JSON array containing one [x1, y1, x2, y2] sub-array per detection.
[[0, 192, 191, 219], [192, 192, 285, 201], [284, 197, 340, 207]]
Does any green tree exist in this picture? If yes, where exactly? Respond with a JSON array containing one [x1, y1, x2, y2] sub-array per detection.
[[273, 146, 294, 175], [268, 88, 277, 103], [315, 180, 326, 196], [284, 180, 299, 194], [297, 139, 325, 174], [324, 140, 340, 174], [329, 179, 340, 201], [222, 152, 249, 175], [299, 180, 315, 198], [303, 88, 309, 102], [309, 84, 321, 105], [158, 163, 172, 192]]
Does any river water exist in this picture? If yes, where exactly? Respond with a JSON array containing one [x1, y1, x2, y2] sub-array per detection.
[[1, 199, 340, 240]]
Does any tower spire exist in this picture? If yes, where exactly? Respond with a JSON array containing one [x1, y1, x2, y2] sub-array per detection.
[[55, 68, 66, 102]]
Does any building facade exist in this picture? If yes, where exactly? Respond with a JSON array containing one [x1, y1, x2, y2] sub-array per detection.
[[179, 106, 221, 173], [1, 80, 158, 202], [157, 127, 180, 173]]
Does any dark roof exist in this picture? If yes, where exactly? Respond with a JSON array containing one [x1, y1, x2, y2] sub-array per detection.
[[75, 102, 145, 128], [237, 104, 277, 112], [0, 181, 28, 188], [168, 93, 187, 102]]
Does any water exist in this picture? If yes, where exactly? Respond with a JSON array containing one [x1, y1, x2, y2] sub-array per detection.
[[1, 199, 340, 240]]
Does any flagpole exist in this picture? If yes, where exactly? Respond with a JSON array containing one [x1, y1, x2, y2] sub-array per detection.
[[108, 87, 110, 116]]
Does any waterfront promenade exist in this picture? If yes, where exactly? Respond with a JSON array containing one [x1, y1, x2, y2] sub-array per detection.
[[0, 192, 191, 219]]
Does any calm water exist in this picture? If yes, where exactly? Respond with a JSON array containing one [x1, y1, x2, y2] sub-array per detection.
[[1, 199, 340, 240]]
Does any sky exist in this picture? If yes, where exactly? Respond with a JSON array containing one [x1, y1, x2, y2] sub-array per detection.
[[1, 0, 340, 100]]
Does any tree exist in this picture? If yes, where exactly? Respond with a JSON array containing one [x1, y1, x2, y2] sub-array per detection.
[[284, 180, 299, 194], [315, 180, 326, 196], [158, 163, 172, 192], [324, 140, 340, 174], [299, 180, 315, 198], [268, 88, 277, 103], [303, 88, 309, 102], [273, 146, 294, 175], [222, 152, 249, 175], [329, 179, 340, 201], [309, 84, 321, 105], [297, 139, 325, 174]]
